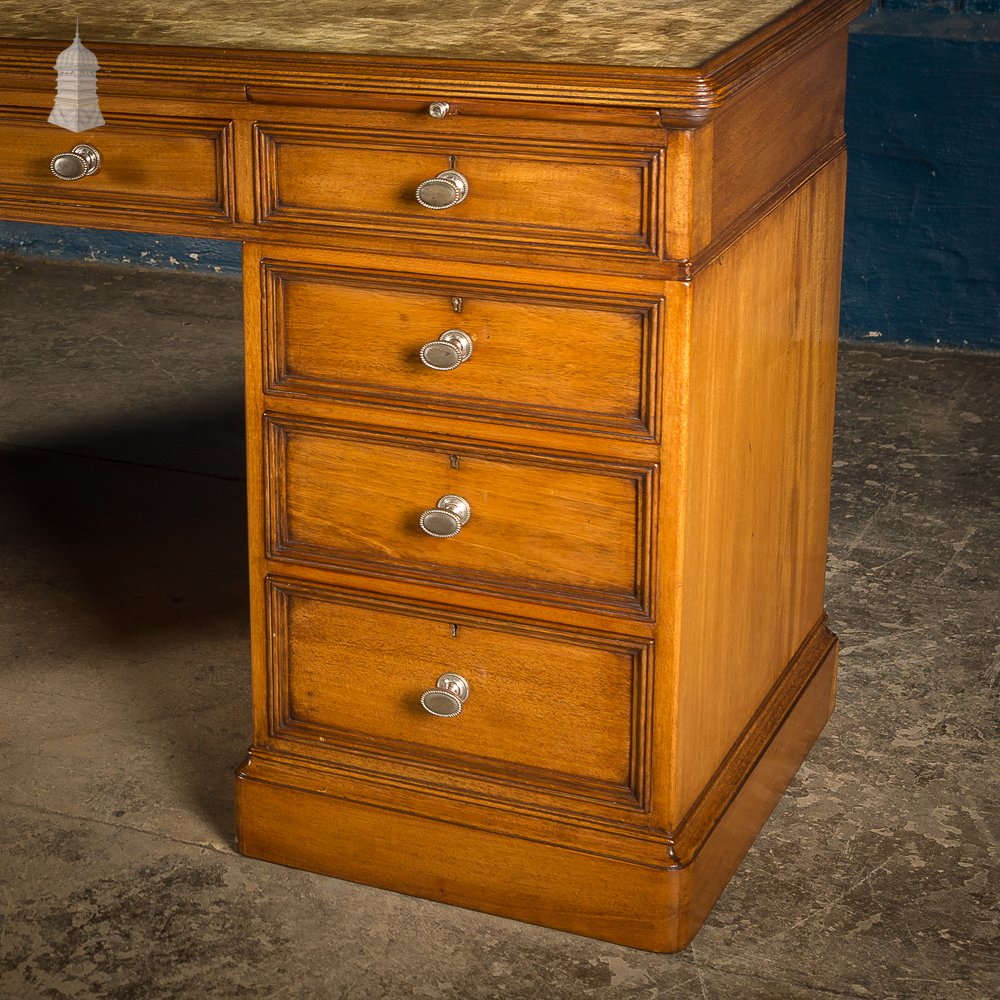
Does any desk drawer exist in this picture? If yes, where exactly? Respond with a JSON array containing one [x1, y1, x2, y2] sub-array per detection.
[[265, 578, 653, 814], [260, 256, 663, 439], [266, 416, 656, 617], [255, 123, 663, 257], [0, 110, 234, 223]]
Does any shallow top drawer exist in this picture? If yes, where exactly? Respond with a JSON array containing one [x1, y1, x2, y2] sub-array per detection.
[[254, 123, 665, 258], [260, 257, 664, 441], [0, 110, 234, 223]]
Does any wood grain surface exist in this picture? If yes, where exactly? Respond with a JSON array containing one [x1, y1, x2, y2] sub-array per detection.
[[673, 157, 846, 818], [259, 254, 663, 439], [0, 108, 233, 223], [266, 416, 655, 616], [267, 578, 652, 809]]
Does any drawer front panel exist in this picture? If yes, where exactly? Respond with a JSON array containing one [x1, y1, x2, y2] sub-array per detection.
[[255, 124, 663, 256], [0, 111, 234, 222], [266, 417, 655, 617], [262, 259, 663, 439], [267, 578, 653, 812]]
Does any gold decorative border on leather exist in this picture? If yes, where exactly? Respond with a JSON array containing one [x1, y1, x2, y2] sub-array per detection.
[[0, 1, 870, 122]]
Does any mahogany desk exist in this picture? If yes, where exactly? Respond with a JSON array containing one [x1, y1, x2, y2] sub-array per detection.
[[0, 0, 868, 951]]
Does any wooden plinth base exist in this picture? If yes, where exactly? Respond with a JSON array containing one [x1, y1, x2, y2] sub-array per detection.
[[235, 643, 837, 952]]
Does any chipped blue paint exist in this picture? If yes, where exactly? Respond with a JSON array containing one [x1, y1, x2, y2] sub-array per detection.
[[0, 221, 241, 275]]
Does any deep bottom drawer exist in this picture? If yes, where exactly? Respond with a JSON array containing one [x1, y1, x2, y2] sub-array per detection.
[[264, 577, 653, 814]]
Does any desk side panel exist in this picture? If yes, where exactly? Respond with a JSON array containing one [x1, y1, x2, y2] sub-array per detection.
[[674, 154, 845, 824]]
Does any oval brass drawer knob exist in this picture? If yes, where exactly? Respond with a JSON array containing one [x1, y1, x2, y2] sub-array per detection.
[[415, 169, 469, 210], [419, 494, 471, 538], [420, 328, 473, 371], [50, 143, 101, 181], [420, 672, 469, 718]]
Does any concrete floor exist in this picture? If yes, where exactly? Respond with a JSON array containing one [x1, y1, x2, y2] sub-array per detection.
[[0, 255, 996, 999]]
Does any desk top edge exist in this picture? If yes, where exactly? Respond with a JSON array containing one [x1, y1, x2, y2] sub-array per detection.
[[0, 0, 867, 72]]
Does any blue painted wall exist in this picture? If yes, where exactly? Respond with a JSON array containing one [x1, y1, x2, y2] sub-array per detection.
[[1, 2, 998, 350], [842, 1, 1000, 349]]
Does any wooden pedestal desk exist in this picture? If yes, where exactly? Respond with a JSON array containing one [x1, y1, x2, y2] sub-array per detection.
[[0, 0, 868, 951]]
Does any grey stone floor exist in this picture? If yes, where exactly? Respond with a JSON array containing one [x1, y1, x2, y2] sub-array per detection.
[[0, 256, 996, 999]]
